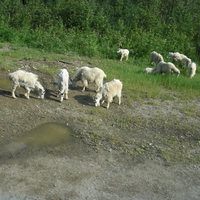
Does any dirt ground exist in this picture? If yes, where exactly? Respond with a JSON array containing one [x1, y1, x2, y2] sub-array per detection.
[[0, 58, 200, 200]]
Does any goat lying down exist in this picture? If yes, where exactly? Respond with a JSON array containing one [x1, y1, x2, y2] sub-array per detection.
[[8, 70, 45, 99], [58, 69, 69, 102], [153, 61, 180, 77], [94, 79, 123, 109]]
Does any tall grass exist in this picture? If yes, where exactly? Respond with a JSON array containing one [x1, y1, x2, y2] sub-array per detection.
[[98, 58, 200, 101]]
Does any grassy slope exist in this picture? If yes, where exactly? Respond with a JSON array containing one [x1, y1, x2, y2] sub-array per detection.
[[1, 43, 200, 101], [1, 43, 200, 165]]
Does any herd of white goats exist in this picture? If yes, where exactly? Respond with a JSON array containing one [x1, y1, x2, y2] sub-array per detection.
[[8, 67, 121, 109], [8, 49, 197, 109]]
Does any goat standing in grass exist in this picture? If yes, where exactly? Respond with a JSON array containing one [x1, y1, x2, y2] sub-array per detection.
[[188, 62, 196, 78], [167, 52, 191, 68], [149, 51, 164, 66], [117, 48, 129, 61]]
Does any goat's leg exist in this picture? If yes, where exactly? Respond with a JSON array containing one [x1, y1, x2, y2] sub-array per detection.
[[106, 102, 110, 109], [60, 94, 64, 102], [24, 87, 31, 99], [96, 85, 101, 93], [11, 84, 18, 98], [120, 55, 124, 61], [82, 80, 88, 92], [65, 92, 68, 100], [106, 95, 113, 109], [118, 95, 121, 105]]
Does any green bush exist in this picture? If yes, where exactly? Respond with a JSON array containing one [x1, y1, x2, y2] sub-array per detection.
[[0, 0, 200, 60]]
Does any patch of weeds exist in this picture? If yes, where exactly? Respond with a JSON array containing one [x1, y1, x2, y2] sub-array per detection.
[[86, 131, 104, 148], [39, 65, 60, 75], [157, 136, 200, 165], [88, 131, 102, 141], [178, 123, 199, 132], [128, 140, 153, 157], [161, 93, 176, 101], [76, 116, 97, 124], [115, 116, 143, 130], [89, 107, 107, 116], [180, 105, 198, 117], [160, 148, 191, 166], [145, 101, 159, 106], [0, 62, 12, 71]]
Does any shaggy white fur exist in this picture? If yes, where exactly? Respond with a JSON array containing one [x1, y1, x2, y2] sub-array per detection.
[[117, 48, 129, 61], [71, 66, 106, 92], [8, 70, 45, 99], [153, 61, 180, 77], [58, 69, 69, 102], [94, 79, 122, 109], [149, 51, 164, 65], [167, 52, 191, 68], [188, 62, 196, 78]]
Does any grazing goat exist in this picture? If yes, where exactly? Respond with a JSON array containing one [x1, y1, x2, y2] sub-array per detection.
[[153, 61, 180, 77], [149, 51, 164, 65], [58, 69, 69, 102], [8, 70, 45, 99], [94, 79, 122, 109], [167, 52, 191, 68], [71, 66, 106, 92], [117, 48, 129, 61], [188, 62, 196, 78]]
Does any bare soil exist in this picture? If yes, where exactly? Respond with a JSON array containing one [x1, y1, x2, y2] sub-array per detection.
[[0, 57, 200, 200]]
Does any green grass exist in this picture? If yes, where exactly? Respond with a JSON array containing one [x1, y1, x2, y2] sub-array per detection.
[[1, 43, 200, 101], [1, 43, 200, 165]]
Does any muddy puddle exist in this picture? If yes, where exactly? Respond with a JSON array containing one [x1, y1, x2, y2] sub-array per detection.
[[0, 78, 25, 94], [0, 122, 76, 156], [0, 78, 12, 91]]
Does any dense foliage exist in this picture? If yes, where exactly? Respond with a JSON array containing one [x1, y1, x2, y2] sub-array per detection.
[[0, 0, 200, 60]]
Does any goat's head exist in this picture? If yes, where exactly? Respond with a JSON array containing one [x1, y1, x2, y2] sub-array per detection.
[[38, 88, 45, 99], [94, 93, 102, 107], [117, 48, 121, 53]]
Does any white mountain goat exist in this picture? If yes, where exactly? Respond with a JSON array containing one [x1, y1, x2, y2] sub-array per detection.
[[117, 48, 129, 61], [153, 61, 180, 77], [143, 67, 157, 74], [94, 79, 123, 109], [188, 62, 196, 78], [149, 51, 164, 65], [167, 52, 191, 68], [71, 66, 106, 92], [8, 70, 45, 99], [58, 69, 69, 102]]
